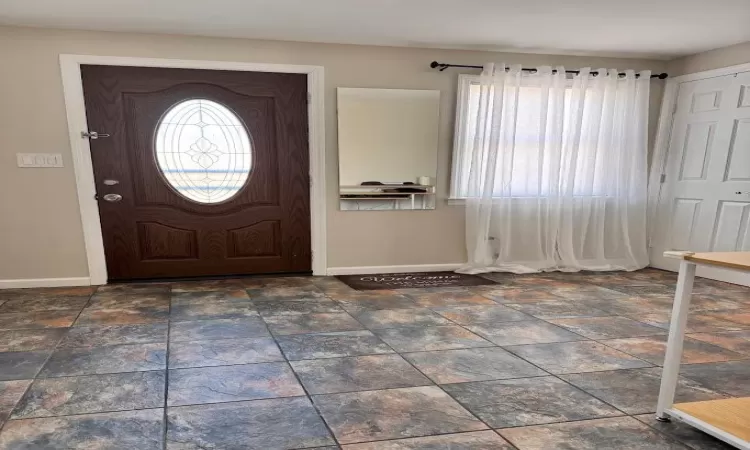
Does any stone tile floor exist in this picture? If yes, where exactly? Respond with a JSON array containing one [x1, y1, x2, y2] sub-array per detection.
[[0, 269, 748, 448]]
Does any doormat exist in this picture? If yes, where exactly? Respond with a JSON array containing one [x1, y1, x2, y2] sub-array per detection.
[[336, 272, 497, 290]]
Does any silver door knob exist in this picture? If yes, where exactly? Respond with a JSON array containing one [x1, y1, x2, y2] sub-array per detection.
[[102, 193, 122, 202]]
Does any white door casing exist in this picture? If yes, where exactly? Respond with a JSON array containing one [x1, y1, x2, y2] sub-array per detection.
[[652, 72, 750, 286]]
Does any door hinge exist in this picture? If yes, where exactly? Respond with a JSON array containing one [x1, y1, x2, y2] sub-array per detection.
[[307, 93, 311, 104], [660, 174, 666, 183], [81, 131, 111, 140]]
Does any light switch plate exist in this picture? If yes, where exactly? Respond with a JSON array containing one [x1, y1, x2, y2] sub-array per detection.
[[16, 153, 64, 168]]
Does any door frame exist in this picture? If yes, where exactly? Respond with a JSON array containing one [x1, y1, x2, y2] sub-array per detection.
[[59, 54, 326, 284], [648, 61, 750, 282]]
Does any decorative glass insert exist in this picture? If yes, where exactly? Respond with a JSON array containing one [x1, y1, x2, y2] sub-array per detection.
[[155, 99, 252, 204]]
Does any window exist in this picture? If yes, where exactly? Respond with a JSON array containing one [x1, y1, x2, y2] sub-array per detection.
[[155, 99, 252, 204], [450, 74, 611, 199]]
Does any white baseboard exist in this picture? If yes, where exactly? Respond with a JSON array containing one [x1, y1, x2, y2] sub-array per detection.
[[0, 277, 92, 289], [326, 263, 463, 276]]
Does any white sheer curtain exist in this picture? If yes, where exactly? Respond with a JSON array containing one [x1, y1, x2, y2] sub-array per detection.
[[459, 63, 651, 274]]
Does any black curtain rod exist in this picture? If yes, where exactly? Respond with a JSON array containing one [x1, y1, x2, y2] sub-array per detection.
[[430, 61, 668, 79]]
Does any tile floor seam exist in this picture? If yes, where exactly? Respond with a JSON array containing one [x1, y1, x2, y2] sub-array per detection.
[[673, 364, 748, 399], [433, 374, 551, 386], [258, 293, 345, 448], [310, 306, 466, 446], [1, 272, 746, 449], [490, 412, 632, 430], [0, 288, 96, 435], [356, 320, 503, 442], [11, 368, 166, 381], [167, 358, 294, 371], [162, 285, 173, 450], [33, 364, 168, 378], [500, 343, 658, 375], [481, 333, 681, 420], [8, 402, 167, 421], [496, 416, 695, 450], [162, 394, 310, 410], [287, 351, 437, 395], [3, 406, 166, 421], [479, 342, 646, 419], [596, 333, 750, 355], [592, 335, 745, 367], [282, 350, 396, 362], [421, 304, 535, 327], [270, 332, 343, 448], [322, 428, 522, 449], [628, 417, 701, 450]]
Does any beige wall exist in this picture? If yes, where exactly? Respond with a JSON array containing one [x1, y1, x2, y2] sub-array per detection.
[[338, 89, 440, 186], [0, 25, 668, 280], [669, 41, 750, 75]]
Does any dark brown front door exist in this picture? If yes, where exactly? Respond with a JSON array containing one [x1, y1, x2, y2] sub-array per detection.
[[81, 65, 310, 281]]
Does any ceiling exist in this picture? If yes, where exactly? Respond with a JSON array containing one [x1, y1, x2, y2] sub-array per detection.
[[2, 0, 750, 60]]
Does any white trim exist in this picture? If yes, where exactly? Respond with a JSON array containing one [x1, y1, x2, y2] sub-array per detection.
[[327, 263, 463, 276], [669, 62, 750, 84], [306, 63, 328, 277], [0, 277, 92, 289], [60, 57, 108, 285], [646, 78, 679, 248], [59, 54, 327, 284], [648, 61, 750, 271]]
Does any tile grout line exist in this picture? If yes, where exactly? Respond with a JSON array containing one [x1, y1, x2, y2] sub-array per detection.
[[162, 286, 173, 450], [494, 339, 666, 416], [629, 413, 708, 449], [167, 292, 736, 423], [0, 276, 745, 447], [413, 297, 665, 423], [251, 281, 348, 445], [334, 306, 524, 449], [423, 338, 640, 440], [4, 407, 167, 422], [261, 286, 344, 449], [151, 395, 313, 411], [593, 334, 750, 366], [0, 288, 97, 435], [388, 356, 513, 446], [307, 294, 464, 445], [317, 282, 715, 428], [503, 316, 737, 446], [496, 415, 693, 450], [331, 428, 522, 448], [484, 294, 747, 424]]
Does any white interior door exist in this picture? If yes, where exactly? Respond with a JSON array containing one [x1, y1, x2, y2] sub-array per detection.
[[651, 71, 750, 286]]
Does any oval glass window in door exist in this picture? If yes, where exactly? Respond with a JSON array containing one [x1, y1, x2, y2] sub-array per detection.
[[155, 99, 252, 204]]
